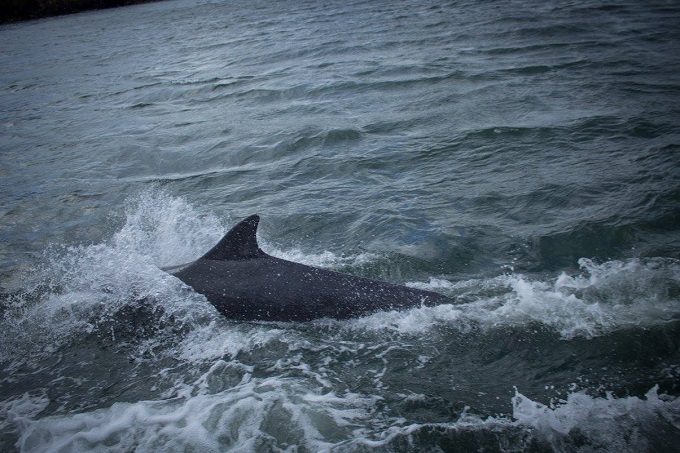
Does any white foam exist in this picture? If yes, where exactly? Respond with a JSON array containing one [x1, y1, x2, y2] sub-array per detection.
[[112, 189, 380, 271], [177, 325, 288, 362], [406, 277, 461, 291], [0, 190, 226, 364], [0, 237, 218, 364], [0, 392, 49, 436], [17, 381, 675, 452], [112, 188, 226, 267], [263, 245, 379, 270], [3, 189, 679, 367], [342, 385, 680, 451], [13, 365, 381, 452], [348, 258, 680, 338], [512, 385, 680, 451], [0, 189, 381, 365], [2, 180, 678, 452]]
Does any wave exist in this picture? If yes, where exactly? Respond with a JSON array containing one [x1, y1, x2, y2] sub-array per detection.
[[341, 257, 680, 339], [3, 360, 381, 452], [510, 385, 680, 452], [0, 190, 221, 363], [0, 190, 380, 365], [347, 385, 680, 452], [2, 190, 679, 368], [4, 378, 677, 452]]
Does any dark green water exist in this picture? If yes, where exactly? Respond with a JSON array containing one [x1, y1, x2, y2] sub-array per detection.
[[1, 0, 680, 451]]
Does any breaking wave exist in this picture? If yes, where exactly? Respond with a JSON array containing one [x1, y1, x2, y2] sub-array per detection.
[[2, 190, 679, 368], [1, 191, 679, 451], [342, 257, 680, 339], [4, 378, 678, 452]]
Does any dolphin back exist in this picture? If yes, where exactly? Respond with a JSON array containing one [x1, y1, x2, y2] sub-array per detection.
[[171, 215, 453, 321]]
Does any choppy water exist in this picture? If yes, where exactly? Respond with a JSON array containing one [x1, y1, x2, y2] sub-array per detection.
[[2, 0, 680, 451]]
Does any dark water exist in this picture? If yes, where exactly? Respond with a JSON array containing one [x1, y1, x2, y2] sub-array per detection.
[[2, 0, 680, 451]]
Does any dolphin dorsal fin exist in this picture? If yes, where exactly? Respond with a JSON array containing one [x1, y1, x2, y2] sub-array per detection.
[[202, 214, 264, 260]]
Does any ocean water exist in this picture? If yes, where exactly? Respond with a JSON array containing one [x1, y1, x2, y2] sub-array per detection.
[[1, 0, 680, 451]]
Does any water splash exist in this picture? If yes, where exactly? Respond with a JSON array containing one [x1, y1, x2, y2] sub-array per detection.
[[12, 360, 382, 452], [351, 257, 680, 338], [9, 381, 678, 452], [512, 385, 680, 451], [112, 188, 226, 267], [3, 190, 680, 369], [0, 190, 382, 365], [1, 191, 679, 451], [263, 246, 379, 270]]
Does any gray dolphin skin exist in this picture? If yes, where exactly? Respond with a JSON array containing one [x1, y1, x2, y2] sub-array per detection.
[[170, 215, 453, 321]]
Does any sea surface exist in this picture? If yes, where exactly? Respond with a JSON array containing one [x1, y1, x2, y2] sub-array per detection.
[[1, 0, 680, 451]]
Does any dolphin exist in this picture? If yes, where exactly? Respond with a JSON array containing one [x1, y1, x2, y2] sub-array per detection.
[[168, 215, 452, 321]]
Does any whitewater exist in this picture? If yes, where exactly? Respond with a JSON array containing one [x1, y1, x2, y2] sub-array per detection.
[[2, 0, 680, 451]]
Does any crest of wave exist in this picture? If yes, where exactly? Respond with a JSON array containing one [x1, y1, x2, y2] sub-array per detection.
[[341, 385, 680, 451], [512, 384, 680, 451], [11, 360, 382, 452], [8, 378, 677, 452], [345, 257, 680, 339]]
